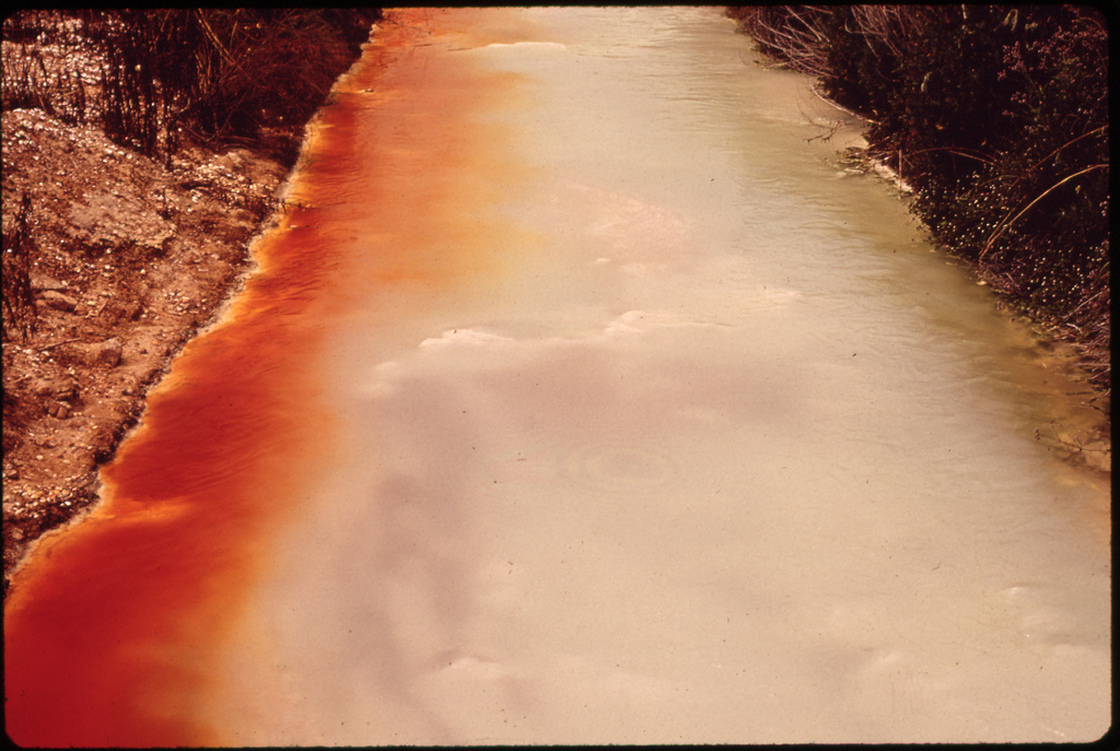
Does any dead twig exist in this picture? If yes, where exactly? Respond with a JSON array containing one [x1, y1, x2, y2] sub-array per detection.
[[37, 338, 82, 353]]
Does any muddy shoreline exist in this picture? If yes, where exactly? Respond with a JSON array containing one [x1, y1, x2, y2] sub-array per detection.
[[1, 104, 303, 593], [2, 9, 383, 596]]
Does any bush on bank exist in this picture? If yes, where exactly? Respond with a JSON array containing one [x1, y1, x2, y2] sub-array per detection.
[[3, 9, 382, 166], [727, 5, 1109, 393], [2, 9, 380, 341]]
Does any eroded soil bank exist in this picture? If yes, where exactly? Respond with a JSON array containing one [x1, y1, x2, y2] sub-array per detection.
[[2, 9, 380, 595], [1, 108, 294, 590]]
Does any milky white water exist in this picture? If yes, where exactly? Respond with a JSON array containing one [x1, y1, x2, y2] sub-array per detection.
[[205, 8, 1108, 744], [6, 7, 1109, 746]]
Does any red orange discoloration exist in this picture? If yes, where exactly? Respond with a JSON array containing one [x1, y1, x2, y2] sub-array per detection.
[[4, 11, 525, 746]]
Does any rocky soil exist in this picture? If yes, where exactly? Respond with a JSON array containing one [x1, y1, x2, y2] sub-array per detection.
[[2, 106, 291, 593]]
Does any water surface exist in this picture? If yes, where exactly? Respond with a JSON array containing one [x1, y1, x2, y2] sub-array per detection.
[[5, 7, 1109, 746]]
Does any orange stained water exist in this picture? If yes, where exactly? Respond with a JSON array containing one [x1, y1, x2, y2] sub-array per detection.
[[3, 10, 519, 746], [4, 8, 1110, 747]]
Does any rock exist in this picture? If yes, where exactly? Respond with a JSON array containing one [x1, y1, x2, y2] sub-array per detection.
[[231, 208, 255, 225], [30, 274, 66, 291], [157, 232, 176, 257], [178, 177, 212, 191], [100, 299, 142, 324], [41, 290, 79, 312], [54, 337, 123, 369], [161, 236, 184, 257], [29, 376, 77, 401], [92, 337, 123, 368]]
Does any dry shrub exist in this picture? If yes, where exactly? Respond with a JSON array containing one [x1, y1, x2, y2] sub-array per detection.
[[3, 9, 382, 166], [2, 11, 92, 125], [727, 6, 832, 77], [2, 194, 37, 343], [729, 5, 1109, 392]]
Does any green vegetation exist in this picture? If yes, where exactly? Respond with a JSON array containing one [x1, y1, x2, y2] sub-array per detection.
[[3, 9, 382, 166], [728, 5, 1109, 392]]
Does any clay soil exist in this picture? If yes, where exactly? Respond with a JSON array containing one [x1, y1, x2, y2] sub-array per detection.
[[2, 106, 292, 594]]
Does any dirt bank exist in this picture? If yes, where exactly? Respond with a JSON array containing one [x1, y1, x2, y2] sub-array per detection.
[[1, 106, 294, 594], [3, 8, 382, 596]]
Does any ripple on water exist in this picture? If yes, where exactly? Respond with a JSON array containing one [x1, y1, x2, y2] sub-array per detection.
[[560, 441, 681, 492]]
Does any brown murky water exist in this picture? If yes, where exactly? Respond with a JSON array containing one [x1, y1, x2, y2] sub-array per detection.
[[5, 8, 1109, 746]]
